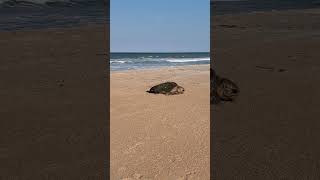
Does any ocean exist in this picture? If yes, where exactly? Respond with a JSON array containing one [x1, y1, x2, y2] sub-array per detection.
[[0, 0, 107, 31], [212, 0, 320, 15], [110, 52, 210, 71]]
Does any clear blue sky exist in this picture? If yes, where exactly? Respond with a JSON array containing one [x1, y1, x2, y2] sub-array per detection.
[[111, 0, 209, 52]]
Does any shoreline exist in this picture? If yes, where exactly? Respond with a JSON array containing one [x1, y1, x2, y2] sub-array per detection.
[[110, 64, 210, 73]]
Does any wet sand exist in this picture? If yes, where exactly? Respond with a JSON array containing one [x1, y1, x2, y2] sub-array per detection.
[[0, 25, 109, 179], [212, 8, 320, 179], [110, 65, 210, 179]]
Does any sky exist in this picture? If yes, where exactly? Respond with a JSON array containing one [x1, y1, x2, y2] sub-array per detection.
[[111, 0, 209, 52]]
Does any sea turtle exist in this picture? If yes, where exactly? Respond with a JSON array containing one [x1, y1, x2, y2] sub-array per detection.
[[147, 82, 185, 95], [211, 68, 239, 104]]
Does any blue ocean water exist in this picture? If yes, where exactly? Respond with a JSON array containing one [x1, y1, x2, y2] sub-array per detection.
[[110, 52, 210, 71], [212, 0, 320, 15], [0, 0, 108, 31]]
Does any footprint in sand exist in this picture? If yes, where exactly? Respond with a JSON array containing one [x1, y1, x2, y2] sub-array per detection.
[[123, 142, 145, 154]]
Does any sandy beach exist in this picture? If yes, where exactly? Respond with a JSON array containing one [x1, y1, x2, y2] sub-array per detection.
[[111, 65, 210, 179], [212, 8, 320, 179], [0, 25, 109, 179]]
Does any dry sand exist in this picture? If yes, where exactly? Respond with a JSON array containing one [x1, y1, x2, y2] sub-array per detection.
[[212, 8, 320, 179], [110, 65, 210, 179], [0, 25, 109, 179]]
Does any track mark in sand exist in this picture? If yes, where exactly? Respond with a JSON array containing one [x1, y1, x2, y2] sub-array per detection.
[[121, 173, 143, 180], [118, 166, 126, 174], [255, 65, 275, 71], [255, 65, 288, 73], [278, 68, 287, 72], [217, 24, 246, 29], [154, 154, 185, 179], [123, 142, 145, 154], [174, 155, 183, 162], [177, 177, 185, 180], [133, 173, 143, 179], [177, 171, 197, 180]]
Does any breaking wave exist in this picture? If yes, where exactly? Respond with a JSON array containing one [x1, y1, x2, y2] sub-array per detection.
[[110, 52, 210, 71]]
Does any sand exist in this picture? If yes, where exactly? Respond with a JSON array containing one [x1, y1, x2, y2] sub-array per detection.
[[110, 65, 210, 179], [212, 8, 320, 179], [0, 25, 109, 179]]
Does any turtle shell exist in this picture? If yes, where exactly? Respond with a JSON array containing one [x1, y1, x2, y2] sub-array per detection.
[[147, 82, 178, 94]]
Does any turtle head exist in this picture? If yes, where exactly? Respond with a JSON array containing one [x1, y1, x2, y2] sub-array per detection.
[[177, 86, 185, 94]]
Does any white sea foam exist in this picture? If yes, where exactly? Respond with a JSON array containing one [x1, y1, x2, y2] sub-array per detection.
[[166, 57, 210, 63], [111, 57, 210, 64], [110, 60, 128, 64]]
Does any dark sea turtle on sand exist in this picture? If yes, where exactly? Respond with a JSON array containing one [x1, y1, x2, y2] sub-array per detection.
[[147, 82, 185, 95], [211, 68, 239, 104]]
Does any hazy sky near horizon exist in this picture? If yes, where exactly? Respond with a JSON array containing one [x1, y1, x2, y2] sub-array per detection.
[[111, 0, 209, 52]]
